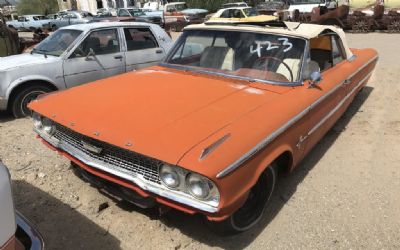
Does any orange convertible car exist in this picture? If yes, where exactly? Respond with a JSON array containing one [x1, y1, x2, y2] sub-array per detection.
[[29, 21, 378, 234]]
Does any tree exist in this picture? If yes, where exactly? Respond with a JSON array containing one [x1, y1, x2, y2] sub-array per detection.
[[17, 0, 58, 15]]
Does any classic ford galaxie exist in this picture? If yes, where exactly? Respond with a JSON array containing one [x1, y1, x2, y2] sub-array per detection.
[[29, 22, 378, 234]]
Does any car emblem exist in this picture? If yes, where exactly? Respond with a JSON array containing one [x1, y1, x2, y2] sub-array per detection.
[[81, 140, 103, 154]]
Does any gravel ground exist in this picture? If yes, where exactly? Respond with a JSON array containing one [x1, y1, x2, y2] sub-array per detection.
[[0, 33, 399, 250]]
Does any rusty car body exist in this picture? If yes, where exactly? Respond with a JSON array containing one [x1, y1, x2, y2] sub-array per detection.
[[0, 162, 44, 250], [29, 21, 378, 234]]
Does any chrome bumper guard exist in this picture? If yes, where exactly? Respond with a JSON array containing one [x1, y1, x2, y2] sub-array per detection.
[[37, 130, 219, 213]]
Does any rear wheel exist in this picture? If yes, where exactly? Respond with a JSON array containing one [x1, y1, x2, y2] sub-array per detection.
[[352, 19, 370, 33], [388, 20, 400, 33], [11, 85, 53, 118], [207, 164, 277, 235]]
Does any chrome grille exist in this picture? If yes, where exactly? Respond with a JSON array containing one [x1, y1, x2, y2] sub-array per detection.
[[53, 124, 162, 184]]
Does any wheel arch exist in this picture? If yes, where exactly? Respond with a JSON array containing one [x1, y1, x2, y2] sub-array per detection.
[[7, 79, 58, 110]]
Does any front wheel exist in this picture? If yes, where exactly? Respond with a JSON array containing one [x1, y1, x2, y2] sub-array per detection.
[[11, 85, 53, 118], [207, 164, 277, 235]]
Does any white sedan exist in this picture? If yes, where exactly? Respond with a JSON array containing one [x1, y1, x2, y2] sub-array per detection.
[[0, 22, 173, 117]]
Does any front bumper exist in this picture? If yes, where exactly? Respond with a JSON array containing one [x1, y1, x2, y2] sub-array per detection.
[[36, 130, 220, 214], [14, 211, 44, 250]]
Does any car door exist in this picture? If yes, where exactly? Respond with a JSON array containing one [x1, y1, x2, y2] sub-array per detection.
[[63, 28, 126, 88], [122, 26, 166, 71], [299, 34, 353, 155], [18, 16, 27, 30]]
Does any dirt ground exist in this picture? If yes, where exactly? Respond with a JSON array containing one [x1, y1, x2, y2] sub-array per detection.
[[0, 33, 399, 250]]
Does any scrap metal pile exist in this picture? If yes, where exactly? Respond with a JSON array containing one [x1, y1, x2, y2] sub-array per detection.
[[263, 0, 400, 33]]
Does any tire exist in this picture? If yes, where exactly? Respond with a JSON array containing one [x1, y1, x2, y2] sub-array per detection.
[[52, 24, 58, 31], [11, 85, 53, 118], [207, 164, 277, 236]]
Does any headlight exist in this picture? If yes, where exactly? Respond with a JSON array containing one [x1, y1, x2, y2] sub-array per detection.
[[159, 164, 184, 189], [159, 164, 220, 204], [186, 173, 211, 200], [32, 113, 43, 130], [42, 117, 55, 135]]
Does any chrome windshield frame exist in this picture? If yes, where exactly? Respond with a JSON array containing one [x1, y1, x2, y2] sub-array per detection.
[[161, 28, 308, 87]]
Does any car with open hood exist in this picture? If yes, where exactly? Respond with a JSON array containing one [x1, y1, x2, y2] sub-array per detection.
[[0, 162, 44, 250], [0, 22, 172, 118], [29, 21, 378, 234]]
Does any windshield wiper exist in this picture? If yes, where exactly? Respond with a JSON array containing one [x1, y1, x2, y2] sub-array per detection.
[[31, 48, 48, 58]]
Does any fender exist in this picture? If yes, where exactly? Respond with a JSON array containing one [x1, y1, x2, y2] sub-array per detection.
[[5, 75, 62, 99], [246, 143, 294, 191], [215, 143, 294, 218]]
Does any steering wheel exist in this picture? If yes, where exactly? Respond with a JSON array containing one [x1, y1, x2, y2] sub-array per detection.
[[252, 56, 294, 82]]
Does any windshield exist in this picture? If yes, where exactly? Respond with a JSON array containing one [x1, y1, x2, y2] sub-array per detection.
[[243, 8, 260, 16], [174, 3, 188, 11], [33, 29, 82, 56], [128, 9, 145, 16], [165, 30, 306, 84]]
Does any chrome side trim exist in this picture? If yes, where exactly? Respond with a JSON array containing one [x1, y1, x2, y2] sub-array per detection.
[[15, 211, 44, 250], [199, 133, 231, 161], [216, 107, 310, 179], [217, 55, 378, 179], [307, 71, 372, 137], [37, 131, 219, 213]]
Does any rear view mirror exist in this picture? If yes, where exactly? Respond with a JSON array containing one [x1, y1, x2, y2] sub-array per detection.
[[305, 60, 322, 88], [310, 71, 322, 86]]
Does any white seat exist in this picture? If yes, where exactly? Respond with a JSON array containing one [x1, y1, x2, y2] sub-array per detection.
[[276, 58, 301, 82]]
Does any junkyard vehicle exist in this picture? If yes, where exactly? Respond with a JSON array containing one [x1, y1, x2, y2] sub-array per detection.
[[49, 11, 94, 30], [0, 162, 44, 250], [0, 14, 19, 56], [163, 2, 208, 31], [383, 8, 400, 32], [0, 22, 173, 118], [309, 0, 385, 32], [6, 15, 51, 32], [207, 7, 277, 23], [116, 8, 163, 26], [257, 0, 290, 16], [221, 2, 249, 8], [29, 21, 378, 234]]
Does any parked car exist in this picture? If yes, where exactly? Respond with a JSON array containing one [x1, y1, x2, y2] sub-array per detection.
[[6, 15, 50, 32], [222, 2, 249, 8], [163, 2, 208, 31], [46, 13, 59, 20], [207, 7, 277, 23], [0, 22, 173, 118], [116, 8, 163, 26], [49, 11, 94, 30], [0, 162, 44, 250], [28, 22, 378, 234]]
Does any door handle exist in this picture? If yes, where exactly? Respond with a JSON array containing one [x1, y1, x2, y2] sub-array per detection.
[[156, 49, 163, 54], [114, 55, 123, 59], [344, 79, 351, 85]]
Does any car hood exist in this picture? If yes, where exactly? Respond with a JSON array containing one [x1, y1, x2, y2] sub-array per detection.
[[0, 53, 60, 71], [29, 67, 282, 165]]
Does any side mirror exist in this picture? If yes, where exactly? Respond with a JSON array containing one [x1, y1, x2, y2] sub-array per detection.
[[309, 71, 322, 88]]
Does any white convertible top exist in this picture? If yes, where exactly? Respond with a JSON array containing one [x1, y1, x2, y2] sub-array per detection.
[[186, 22, 354, 59]]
